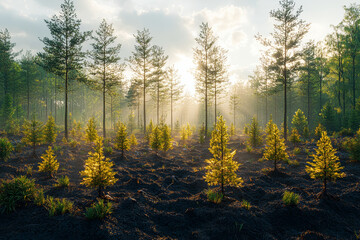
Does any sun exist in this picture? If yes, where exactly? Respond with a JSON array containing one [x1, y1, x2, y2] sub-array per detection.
[[173, 54, 196, 96]]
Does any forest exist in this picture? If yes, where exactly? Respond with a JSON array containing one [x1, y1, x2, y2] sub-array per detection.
[[0, 0, 360, 239]]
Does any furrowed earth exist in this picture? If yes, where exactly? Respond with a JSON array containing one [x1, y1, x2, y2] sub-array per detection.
[[0, 133, 359, 240]]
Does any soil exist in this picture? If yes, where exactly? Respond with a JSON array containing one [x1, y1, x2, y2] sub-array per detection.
[[0, 133, 359, 240]]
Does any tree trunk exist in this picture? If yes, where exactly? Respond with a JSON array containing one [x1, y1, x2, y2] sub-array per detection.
[[352, 56, 356, 109], [65, 70, 68, 139]]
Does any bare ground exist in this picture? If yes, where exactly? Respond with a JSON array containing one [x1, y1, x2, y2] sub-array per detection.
[[0, 134, 359, 240]]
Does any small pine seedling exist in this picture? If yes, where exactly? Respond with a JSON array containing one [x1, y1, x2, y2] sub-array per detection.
[[55, 175, 70, 188], [80, 136, 117, 197], [145, 120, 154, 143], [38, 146, 59, 178], [85, 199, 112, 220], [161, 124, 173, 152], [282, 191, 300, 206], [314, 123, 325, 139], [289, 128, 301, 145], [180, 126, 188, 146], [291, 109, 308, 137], [205, 115, 243, 195], [306, 131, 345, 198], [263, 123, 288, 172], [0, 137, 13, 162], [43, 115, 57, 145], [129, 134, 138, 148], [22, 119, 43, 156], [151, 126, 163, 152], [114, 122, 130, 158], [247, 116, 262, 147], [85, 117, 98, 143]]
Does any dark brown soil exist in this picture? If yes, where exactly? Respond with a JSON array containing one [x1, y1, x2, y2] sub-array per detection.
[[0, 134, 359, 240]]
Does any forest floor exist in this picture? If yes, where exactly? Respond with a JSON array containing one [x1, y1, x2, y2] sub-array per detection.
[[0, 133, 360, 240]]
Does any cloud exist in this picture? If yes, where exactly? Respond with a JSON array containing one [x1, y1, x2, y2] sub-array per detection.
[[189, 5, 249, 50]]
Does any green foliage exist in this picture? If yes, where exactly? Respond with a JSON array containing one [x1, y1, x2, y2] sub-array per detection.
[[114, 122, 130, 157], [206, 189, 223, 204], [293, 147, 301, 155], [230, 123, 236, 136], [344, 129, 360, 161], [38, 0, 90, 139], [33, 188, 45, 206], [205, 116, 243, 195], [38, 146, 59, 177], [320, 103, 338, 133], [129, 134, 138, 147], [338, 128, 353, 137], [314, 123, 326, 139], [247, 117, 262, 147], [186, 123, 193, 139], [85, 199, 112, 220], [282, 191, 300, 206], [263, 123, 288, 172], [145, 120, 154, 143], [303, 126, 309, 139], [150, 125, 163, 152], [43, 115, 57, 144], [291, 109, 308, 136], [161, 124, 173, 152], [45, 196, 73, 216], [80, 136, 117, 197], [70, 120, 83, 140], [241, 199, 251, 210], [0, 137, 13, 161], [104, 146, 113, 155], [306, 131, 345, 195], [180, 126, 188, 146], [246, 144, 252, 153], [2, 94, 15, 131], [289, 128, 301, 145], [199, 123, 205, 144], [127, 111, 136, 133], [85, 117, 98, 143], [243, 124, 249, 135], [55, 176, 70, 188], [265, 117, 275, 136], [0, 176, 36, 213], [22, 119, 43, 156]]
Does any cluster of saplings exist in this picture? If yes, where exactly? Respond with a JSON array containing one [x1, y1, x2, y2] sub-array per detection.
[[241, 109, 348, 200], [0, 111, 352, 219], [0, 114, 198, 217]]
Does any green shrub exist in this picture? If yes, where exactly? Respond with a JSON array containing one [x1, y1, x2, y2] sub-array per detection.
[[104, 146, 113, 155], [206, 189, 223, 204], [338, 128, 353, 137], [46, 196, 73, 216], [34, 188, 45, 206], [68, 139, 80, 148], [0, 137, 13, 161], [282, 191, 300, 206], [246, 145, 253, 153], [26, 165, 33, 176], [293, 147, 301, 155], [0, 176, 36, 213], [85, 199, 112, 220], [247, 117, 262, 147], [241, 200, 251, 210], [344, 129, 360, 161], [55, 176, 70, 188]]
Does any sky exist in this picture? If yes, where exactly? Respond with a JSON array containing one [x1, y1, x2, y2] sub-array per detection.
[[0, 0, 355, 95]]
